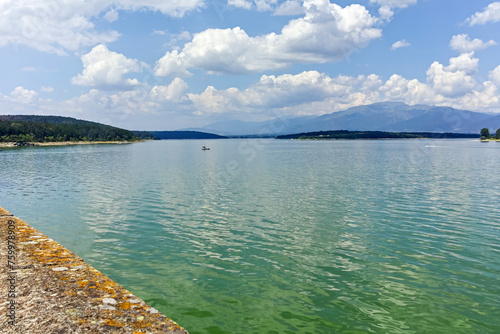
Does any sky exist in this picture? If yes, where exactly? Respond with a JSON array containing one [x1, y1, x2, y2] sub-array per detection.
[[1, 0, 500, 130]]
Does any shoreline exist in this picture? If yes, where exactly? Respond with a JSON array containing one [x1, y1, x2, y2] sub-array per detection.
[[0, 206, 188, 333], [0, 140, 142, 148]]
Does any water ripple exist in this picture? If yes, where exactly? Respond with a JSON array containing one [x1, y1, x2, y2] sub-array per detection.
[[1, 140, 500, 333]]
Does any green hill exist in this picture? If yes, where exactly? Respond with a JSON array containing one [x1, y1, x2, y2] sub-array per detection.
[[0, 115, 137, 143]]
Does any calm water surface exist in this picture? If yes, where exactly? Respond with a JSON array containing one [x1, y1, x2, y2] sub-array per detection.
[[1, 139, 500, 333]]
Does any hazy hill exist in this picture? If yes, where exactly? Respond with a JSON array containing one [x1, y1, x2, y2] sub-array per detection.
[[298, 102, 428, 132], [186, 102, 498, 136], [183, 120, 266, 136], [464, 113, 500, 133], [149, 131, 227, 139], [0, 115, 137, 142], [182, 116, 316, 136]]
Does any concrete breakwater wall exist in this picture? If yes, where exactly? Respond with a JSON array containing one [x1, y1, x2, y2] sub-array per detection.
[[0, 206, 189, 333]]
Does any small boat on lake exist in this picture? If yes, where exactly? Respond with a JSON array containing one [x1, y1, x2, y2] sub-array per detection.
[[201, 146, 210, 150]]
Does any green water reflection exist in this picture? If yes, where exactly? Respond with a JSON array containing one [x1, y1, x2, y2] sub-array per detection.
[[1, 139, 499, 333]]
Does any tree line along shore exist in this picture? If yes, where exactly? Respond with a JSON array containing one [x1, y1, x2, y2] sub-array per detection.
[[0, 116, 222, 146], [480, 128, 500, 141], [0, 116, 138, 144], [276, 130, 485, 140], [2, 115, 500, 145]]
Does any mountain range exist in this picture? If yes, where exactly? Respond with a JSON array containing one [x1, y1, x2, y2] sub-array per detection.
[[182, 102, 500, 136]]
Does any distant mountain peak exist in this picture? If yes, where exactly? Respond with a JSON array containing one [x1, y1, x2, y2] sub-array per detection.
[[177, 102, 497, 136]]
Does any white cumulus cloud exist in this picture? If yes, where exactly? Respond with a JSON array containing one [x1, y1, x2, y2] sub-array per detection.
[[150, 78, 189, 103], [255, 0, 279, 12], [9, 86, 39, 104], [155, 1, 382, 76], [154, 50, 192, 77], [41, 86, 54, 93], [242, 71, 355, 109], [490, 65, 500, 83], [187, 71, 381, 116], [378, 6, 394, 21], [15, 63, 500, 127], [228, 0, 253, 10], [115, 0, 205, 17], [445, 52, 479, 75], [450, 34, 497, 53], [188, 86, 230, 114], [391, 39, 410, 50], [274, 0, 305, 15], [188, 71, 357, 115], [466, 2, 500, 25], [380, 74, 440, 105], [184, 57, 500, 118], [456, 81, 499, 112], [370, 0, 417, 9], [103, 9, 119, 23], [56, 89, 156, 116], [71, 44, 144, 88], [0, 86, 40, 112], [185, 70, 446, 118], [0, 0, 205, 55], [426, 53, 479, 98], [0, 0, 119, 55]]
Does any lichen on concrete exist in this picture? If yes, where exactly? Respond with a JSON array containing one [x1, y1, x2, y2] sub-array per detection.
[[1, 206, 189, 333]]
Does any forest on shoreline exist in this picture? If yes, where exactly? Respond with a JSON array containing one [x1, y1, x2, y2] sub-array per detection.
[[0, 115, 137, 143], [276, 130, 481, 140]]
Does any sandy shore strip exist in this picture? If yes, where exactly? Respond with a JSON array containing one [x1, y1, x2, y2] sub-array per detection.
[[0, 141, 141, 148]]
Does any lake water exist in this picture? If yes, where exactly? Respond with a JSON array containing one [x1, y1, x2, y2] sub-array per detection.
[[1, 139, 500, 333]]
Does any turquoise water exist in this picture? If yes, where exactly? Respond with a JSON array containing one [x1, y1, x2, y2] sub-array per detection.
[[1, 139, 500, 333]]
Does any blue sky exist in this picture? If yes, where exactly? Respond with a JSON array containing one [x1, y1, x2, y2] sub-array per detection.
[[1, 0, 500, 130]]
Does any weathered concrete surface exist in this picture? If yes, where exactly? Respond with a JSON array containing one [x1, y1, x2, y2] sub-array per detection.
[[0, 206, 189, 333]]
